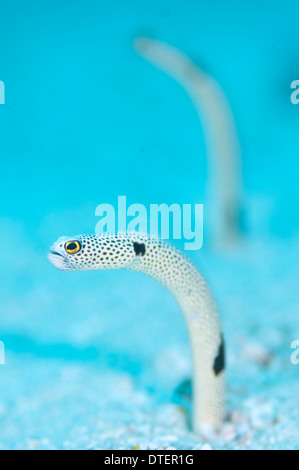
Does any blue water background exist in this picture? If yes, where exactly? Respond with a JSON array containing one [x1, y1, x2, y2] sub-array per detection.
[[0, 0, 299, 449]]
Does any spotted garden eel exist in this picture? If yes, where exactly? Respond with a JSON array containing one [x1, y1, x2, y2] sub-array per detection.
[[48, 232, 226, 433], [134, 37, 243, 246]]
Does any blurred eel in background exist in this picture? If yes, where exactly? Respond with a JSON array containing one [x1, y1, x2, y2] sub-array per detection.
[[134, 37, 244, 248]]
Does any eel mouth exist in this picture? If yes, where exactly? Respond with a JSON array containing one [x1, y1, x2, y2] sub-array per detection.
[[50, 249, 65, 258], [47, 248, 68, 270]]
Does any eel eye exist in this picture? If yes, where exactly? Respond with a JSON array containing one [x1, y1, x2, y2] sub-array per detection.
[[65, 241, 82, 255]]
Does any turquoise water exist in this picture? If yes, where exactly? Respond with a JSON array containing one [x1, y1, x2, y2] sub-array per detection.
[[0, 0, 299, 449]]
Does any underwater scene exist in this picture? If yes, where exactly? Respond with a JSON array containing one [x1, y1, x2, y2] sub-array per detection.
[[0, 0, 299, 451]]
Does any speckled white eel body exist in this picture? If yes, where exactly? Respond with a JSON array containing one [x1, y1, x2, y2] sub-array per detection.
[[48, 232, 226, 433]]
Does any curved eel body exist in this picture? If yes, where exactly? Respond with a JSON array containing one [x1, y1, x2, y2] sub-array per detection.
[[48, 232, 226, 433], [134, 37, 243, 246]]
